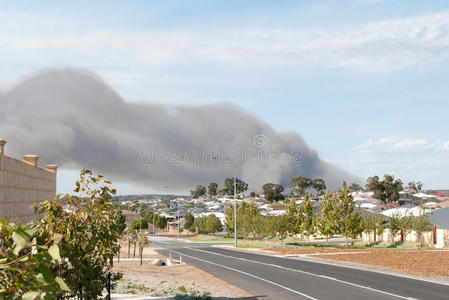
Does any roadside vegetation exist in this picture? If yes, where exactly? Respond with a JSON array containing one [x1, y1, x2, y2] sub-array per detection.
[[184, 178, 433, 250], [1, 169, 127, 299]]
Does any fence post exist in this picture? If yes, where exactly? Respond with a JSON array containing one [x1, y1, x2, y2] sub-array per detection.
[[433, 225, 438, 245]]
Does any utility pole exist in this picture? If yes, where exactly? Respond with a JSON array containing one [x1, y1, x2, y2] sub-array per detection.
[[177, 200, 180, 239], [234, 165, 237, 246], [153, 211, 155, 237]]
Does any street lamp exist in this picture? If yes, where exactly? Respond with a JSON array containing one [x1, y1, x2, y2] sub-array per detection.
[[153, 210, 155, 237], [233, 166, 237, 246], [177, 200, 180, 240]]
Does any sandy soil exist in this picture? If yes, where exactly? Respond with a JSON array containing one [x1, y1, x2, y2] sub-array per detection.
[[266, 247, 449, 277], [113, 244, 253, 299], [313, 250, 449, 277]]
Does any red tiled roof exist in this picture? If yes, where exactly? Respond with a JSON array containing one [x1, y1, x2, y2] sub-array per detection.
[[432, 192, 449, 197]]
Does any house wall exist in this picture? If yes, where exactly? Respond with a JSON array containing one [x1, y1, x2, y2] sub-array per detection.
[[0, 143, 57, 223], [362, 228, 449, 248]]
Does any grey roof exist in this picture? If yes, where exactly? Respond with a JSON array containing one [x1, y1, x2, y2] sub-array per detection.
[[431, 207, 449, 229]]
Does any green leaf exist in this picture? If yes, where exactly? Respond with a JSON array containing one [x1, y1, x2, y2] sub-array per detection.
[[22, 291, 40, 300], [55, 276, 71, 292], [12, 231, 29, 254], [52, 233, 63, 244], [38, 264, 53, 283], [42, 292, 57, 300], [48, 244, 61, 262]]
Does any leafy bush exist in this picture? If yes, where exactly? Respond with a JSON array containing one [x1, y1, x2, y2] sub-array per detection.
[[193, 215, 222, 234], [35, 169, 125, 299], [130, 218, 149, 230], [0, 219, 70, 299]]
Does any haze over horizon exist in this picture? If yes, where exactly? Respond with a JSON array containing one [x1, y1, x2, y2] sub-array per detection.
[[1, 0, 448, 193]]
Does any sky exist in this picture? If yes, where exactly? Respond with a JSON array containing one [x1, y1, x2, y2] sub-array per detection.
[[1, 0, 448, 193]]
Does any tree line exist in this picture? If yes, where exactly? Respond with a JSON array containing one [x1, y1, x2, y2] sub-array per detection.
[[223, 182, 433, 247], [190, 176, 328, 203]]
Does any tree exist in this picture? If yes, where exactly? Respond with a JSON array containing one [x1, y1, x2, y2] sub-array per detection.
[[155, 215, 167, 230], [222, 178, 248, 196], [208, 183, 218, 196], [412, 209, 433, 246], [194, 215, 222, 234], [300, 194, 317, 244], [224, 203, 235, 233], [366, 174, 403, 203], [262, 183, 284, 203], [311, 179, 326, 195], [291, 177, 326, 196], [206, 215, 222, 234], [363, 214, 376, 244], [399, 214, 414, 243], [0, 219, 70, 299], [286, 198, 302, 236], [130, 218, 149, 230], [383, 175, 403, 202], [407, 181, 423, 192], [374, 212, 386, 242], [184, 211, 195, 232], [337, 182, 363, 248], [317, 193, 339, 244], [275, 214, 290, 240], [366, 176, 384, 201], [388, 213, 401, 243], [290, 177, 312, 196], [35, 169, 124, 299], [237, 202, 260, 238], [138, 233, 150, 266], [116, 208, 127, 234], [190, 185, 207, 199], [349, 183, 364, 192]]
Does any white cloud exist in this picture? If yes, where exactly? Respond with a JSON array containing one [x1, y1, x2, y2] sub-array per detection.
[[1, 12, 449, 72], [348, 136, 449, 188], [354, 136, 433, 153]]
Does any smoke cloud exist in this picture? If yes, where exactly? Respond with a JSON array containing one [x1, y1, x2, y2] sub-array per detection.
[[0, 69, 356, 192]]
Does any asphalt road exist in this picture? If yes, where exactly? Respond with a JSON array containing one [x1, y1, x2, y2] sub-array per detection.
[[151, 237, 449, 300]]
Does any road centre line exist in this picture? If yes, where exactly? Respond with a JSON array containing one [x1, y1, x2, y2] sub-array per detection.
[[186, 247, 410, 300], [156, 245, 319, 300]]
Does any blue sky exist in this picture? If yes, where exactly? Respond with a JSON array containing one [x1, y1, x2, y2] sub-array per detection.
[[1, 0, 449, 193]]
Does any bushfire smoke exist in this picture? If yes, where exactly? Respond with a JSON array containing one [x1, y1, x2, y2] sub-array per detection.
[[0, 70, 355, 192]]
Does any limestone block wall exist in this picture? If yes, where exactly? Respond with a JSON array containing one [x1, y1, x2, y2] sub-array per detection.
[[0, 142, 57, 223], [362, 227, 449, 248]]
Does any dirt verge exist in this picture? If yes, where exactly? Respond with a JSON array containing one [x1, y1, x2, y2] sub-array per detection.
[[113, 244, 253, 299]]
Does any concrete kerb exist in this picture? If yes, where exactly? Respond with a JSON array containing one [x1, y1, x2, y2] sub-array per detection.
[[212, 245, 449, 287], [111, 294, 171, 300]]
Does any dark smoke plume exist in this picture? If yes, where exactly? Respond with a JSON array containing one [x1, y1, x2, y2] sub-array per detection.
[[0, 69, 356, 192]]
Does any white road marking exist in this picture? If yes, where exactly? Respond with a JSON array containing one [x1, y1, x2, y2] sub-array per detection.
[[156, 245, 318, 300], [187, 247, 411, 300]]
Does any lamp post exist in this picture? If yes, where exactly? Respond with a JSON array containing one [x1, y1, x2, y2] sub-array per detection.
[[233, 165, 237, 246], [177, 200, 180, 240]]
